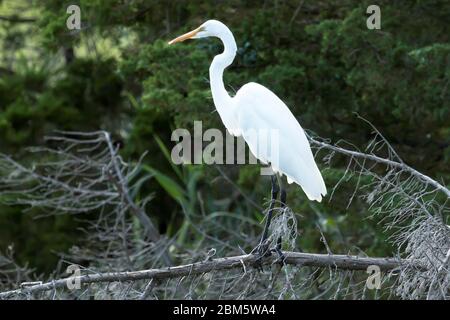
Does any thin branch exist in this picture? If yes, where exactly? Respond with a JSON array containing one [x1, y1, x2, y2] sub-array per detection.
[[309, 137, 450, 198], [102, 132, 160, 243], [0, 15, 36, 23], [289, 0, 305, 26], [101, 131, 173, 266]]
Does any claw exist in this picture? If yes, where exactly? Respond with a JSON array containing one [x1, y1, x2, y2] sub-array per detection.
[[252, 241, 272, 271], [274, 248, 286, 267], [272, 236, 286, 267]]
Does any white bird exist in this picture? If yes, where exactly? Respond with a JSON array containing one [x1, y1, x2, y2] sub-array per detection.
[[169, 20, 326, 257]]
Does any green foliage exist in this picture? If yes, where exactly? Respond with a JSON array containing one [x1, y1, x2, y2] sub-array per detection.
[[0, 57, 122, 150]]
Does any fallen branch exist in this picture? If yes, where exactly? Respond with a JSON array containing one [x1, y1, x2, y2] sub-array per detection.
[[0, 251, 415, 299]]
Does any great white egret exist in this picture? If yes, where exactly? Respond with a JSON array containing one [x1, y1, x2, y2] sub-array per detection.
[[169, 20, 326, 261]]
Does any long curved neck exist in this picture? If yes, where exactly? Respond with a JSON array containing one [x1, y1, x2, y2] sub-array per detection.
[[209, 28, 237, 116]]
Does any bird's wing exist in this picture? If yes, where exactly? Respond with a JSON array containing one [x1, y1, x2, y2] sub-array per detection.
[[234, 82, 327, 202]]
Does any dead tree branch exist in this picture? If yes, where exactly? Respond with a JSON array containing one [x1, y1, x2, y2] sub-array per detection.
[[0, 251, 412, 299], [309, 137, 450, 199], [308, 125, 450, 299], [0, 130, 172, 266], [101, 131, 161, 244]]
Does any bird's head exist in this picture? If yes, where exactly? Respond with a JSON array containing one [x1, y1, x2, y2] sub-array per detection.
[[168, 20, 228, 45]]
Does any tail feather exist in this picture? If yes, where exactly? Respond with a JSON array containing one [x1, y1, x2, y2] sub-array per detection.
[[285, 171, 326, 202]]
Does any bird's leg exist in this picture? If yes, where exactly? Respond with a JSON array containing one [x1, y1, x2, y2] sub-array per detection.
[[273, 186, 287, 266], [253, 174, 279, 267], [280, 186, 286, 207], [272, 237, 285, 266], [259, 174, 279, 254]]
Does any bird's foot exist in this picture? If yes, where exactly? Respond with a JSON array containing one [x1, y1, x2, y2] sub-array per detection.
[[271, 246, 286, 267], [251, 241, 272, 271]]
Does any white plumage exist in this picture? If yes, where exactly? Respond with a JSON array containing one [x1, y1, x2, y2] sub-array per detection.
[[235, 82, 326, 201], [169, 20, 327, 202]]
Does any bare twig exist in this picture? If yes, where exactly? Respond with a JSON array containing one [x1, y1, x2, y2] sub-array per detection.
[[0, 15, 36, 23], [309, 137, 450, 198], [0, 131, 172, 266], [308, 126, 450, 299]]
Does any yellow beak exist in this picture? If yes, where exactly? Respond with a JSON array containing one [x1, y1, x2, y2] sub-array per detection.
[[168, 27, 202, 45]]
